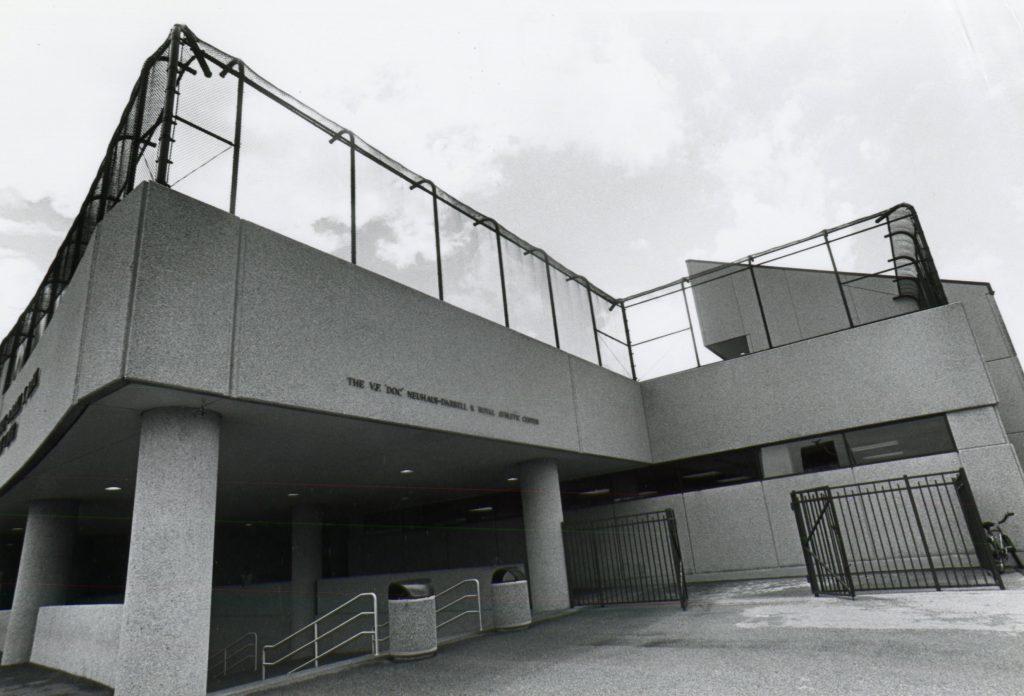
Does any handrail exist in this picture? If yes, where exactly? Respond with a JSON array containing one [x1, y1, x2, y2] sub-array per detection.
[[435, 579, 483, 633], [260, 592, 378, 680], [209, 631, 258, 678]]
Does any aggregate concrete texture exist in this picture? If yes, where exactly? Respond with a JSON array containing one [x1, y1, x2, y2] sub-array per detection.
[[255, 576, 1024, 696], [115, 407, 221, 696]]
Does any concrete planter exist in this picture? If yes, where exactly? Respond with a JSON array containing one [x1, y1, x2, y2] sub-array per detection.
[[492, 579, 531, 631], [388, 594, 437, 661]]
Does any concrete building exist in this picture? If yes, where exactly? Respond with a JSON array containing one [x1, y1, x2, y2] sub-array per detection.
[[0, 25, 1022, 695]]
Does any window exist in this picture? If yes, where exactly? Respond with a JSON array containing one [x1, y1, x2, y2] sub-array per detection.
[[800, 441, 840, 472], [845, 415, 955, 466], [762, 415, 956, 478]]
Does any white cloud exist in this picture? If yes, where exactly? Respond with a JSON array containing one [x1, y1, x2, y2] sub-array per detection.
[[0, 249, 42, 333]]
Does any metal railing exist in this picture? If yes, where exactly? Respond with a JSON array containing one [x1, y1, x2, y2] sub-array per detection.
[[0, 22, 949, 393], [260, 591, 378, 679], [562, 509, 688, 609], [621, 203, 947, 380], [435, 578, 484, 633], [791, 469, 1003, 598], [209, 631, 258, 678]]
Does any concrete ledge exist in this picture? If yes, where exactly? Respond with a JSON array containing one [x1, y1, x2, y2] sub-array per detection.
[[685, 565, 808, 585], [30, 604, 121, 688]]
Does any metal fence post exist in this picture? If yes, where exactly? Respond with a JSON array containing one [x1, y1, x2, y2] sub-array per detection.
[[229, 62, 245, 214], [543, 256, 560, 349], [791, 492, 820, 595], [903, 475, 942, 591], [681, 281, 701, 367], [495, 231, 509, 327], [954, 468, 1005, 589], [826, 490, 857, 598], [824, 232, 855, 328], [349, 135, 357, 264], [155, 26, 182, 185], [430, 184, 443, 300], [620, 302, 638, 380], [747, 256, 773, 349]]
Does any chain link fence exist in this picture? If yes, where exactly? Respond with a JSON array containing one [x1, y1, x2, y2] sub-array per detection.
[[0, 24, 948, 393]]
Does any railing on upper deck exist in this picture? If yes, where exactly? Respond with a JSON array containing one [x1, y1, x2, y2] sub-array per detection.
[[0, 24, 947, 393]]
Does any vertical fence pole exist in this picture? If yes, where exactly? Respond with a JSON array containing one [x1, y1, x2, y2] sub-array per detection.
[[349, 135, 357, 264], [155, 27, 181, 186], [542, 256, 560, 349], [431, 184, 443, 301], [314, 620, 320, 668], [681, 281, 701, 367], [229, 62, 245, 215], [665, 509, 687, 610], [903, 476, 942, 591], [495, 230, 510, 327], [954, 468, 1005, 589], [621, 303, 637, 380], [746, 257, 773, 349], [824, 232, 855, 328], [791, 493, 820, 596], [589, 530, 605, 607], [585, 286, 602, 367], [826, 490, 856, 598]]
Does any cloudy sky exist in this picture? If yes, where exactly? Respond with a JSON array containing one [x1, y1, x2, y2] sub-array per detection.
[[2, 0, 1023, 348]]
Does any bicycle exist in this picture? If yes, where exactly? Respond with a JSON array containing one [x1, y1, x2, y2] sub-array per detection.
[[983, 511, 1023, 573]]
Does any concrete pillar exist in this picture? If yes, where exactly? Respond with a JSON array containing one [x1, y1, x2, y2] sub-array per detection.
[[520, 460, 569, 613], [291, 503, 323, 633], [115, 407, 220, 696], [1, 499, 77, 665]]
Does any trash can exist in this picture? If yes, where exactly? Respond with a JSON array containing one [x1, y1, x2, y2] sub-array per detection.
[[387, 579, 437, 660], [491, 567, 531, 631]]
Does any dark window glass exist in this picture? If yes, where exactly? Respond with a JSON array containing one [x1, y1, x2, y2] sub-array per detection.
[[800, 441, 840, 472], [845, 415, 955, 466], [561, 446, 762, 509]]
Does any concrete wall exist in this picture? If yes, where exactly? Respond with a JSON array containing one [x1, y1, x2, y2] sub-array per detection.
[[210, 582, 292, 657], [0, 183, 653, 495], [210, 563, 525, 659], [575, 404, 1024, 582], [0, 238, 95, 488], [685, 258, 1024, 472], [943, 282, 1024, 469], [643, 302, 997, 463], [0, 609, 8, 648], [30, 604, 121, 687], [318, 564, 524, 633], [685, 260, 917, 355]]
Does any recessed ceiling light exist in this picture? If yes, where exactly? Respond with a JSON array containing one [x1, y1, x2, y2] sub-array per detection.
[[11, 527, 23, 532], [245, 523, 253, 527], [287, 492, 300, 498], [469, 506, 494, 513], [579, 488, 611, 496], [104, 486, 122, 492], [400, 469, 414, 475], [506, 477, 519, 483]]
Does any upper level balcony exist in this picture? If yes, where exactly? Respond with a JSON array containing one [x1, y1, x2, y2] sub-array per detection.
[[0, 25, 950, 395]]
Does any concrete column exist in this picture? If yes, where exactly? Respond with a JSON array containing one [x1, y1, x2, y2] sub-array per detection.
[[1, 499, 77, 665], [115, 407, 220, 696], [520, 460, 569, 613], [291, 503, 323, 633]]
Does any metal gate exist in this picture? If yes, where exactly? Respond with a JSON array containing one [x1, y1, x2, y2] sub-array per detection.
[[562, 509, 687, 609], [791, 469, 1004, 597]]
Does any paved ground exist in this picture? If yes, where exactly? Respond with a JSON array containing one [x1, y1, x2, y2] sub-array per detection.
[[254, 575, 1024, 696], [0, 663, 111, 695]]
